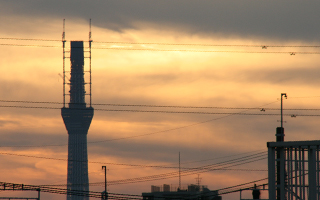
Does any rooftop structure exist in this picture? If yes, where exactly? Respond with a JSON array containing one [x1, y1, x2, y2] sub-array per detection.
[[142, 184, 221, 200], [268, 140, 320, 200]]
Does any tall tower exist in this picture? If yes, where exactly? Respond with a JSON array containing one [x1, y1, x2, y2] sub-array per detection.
[[61, 41, 94, 200]]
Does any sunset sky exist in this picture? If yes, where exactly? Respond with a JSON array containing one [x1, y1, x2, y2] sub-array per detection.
[[1, 1, 320, 199]]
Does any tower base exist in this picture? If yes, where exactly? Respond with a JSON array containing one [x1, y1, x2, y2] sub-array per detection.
[[62, 107, 94, 200]]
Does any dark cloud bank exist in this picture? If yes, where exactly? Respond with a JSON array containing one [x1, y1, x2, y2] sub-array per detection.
[[1, 0, 320, 42]]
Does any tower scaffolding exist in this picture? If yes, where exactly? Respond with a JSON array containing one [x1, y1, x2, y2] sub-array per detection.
[[61, 20, 94, 200]]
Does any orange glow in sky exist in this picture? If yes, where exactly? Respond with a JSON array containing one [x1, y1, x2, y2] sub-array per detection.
[[1, 4, 320, 199]]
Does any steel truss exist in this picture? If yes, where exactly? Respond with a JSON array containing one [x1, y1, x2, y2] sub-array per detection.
[[268, 140, 320, 200]]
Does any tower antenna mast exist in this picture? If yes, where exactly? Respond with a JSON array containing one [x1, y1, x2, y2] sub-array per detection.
[[89, 19, 92, 107], [62, 19, 66, 107]]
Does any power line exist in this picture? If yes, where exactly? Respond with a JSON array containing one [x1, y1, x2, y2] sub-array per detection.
[[94, 41, 320, 48], [3, 154, 267, 187], [0, 43, 60, 48], [0, 37, 61, 42], [106, 149, 267, 171], [2, 42, 318, 54], [288, 96, 320, 99], [94, 157, 267, 186], [0, 99, 62, 104], [0, 151, 266, 170], [1, 104, 319, 116], [39, 151, 267, 187], [0, 179, 270, 199], [95, 103, 269, 110], [0, 152, 178, 169], [158, 149, 266, 166], [0, 100, 279, 148], [93, 47, 320, 54], [1, 37, 320, 48], [0, 182, 143, 199], [94, 152, 267, 186], [217, 177, 268, 195], [95, 103, 320, 111], [1, 38, 320, 54], [3, 99, 320, 111]]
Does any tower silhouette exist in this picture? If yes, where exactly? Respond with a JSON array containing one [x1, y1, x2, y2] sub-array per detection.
[[61, 41, 94, 200]]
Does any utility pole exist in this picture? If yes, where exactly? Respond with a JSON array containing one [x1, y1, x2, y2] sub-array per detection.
[[280, 93, 287, 129], [102, 166, 108, 200], [276, 93, 287, 200], [276, 93, 286, 142], [179, 152, 181, 190]]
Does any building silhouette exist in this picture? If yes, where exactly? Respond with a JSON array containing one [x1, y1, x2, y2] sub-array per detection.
[[61, 41, 94, 200], [143, 184, 221, 200]]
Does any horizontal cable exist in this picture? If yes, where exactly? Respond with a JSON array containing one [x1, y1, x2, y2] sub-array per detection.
[[1, 37, 320, 48], [40, 152, 267, 187], [0, 104, 313, 115], [218, 178, 268, 195], [93, 47, 320, 54], [0, 151, 266, 171], [0, 42, 319, 54], [0, 43, 60, 48], [3, 99, 320, 111], [0, 100, 278, 148], [0, 182, 142, 199], [0, 37, 61, 42], [0, 152, 178, 169], [0, 99, 279, 110], [95, 41, 320, 48], [0, 100, 277, 148], [102, 153, 268, 186]]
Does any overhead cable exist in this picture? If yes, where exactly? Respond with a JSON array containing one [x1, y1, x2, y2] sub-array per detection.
[[0, 150, 266, 170], [2, 99, 320, 111], [1, 37, 320, 48], [1, 104, 318, 116], [0, 100, 279, 147], [40, 151, 267, 187], [0, 181, 142, 199]]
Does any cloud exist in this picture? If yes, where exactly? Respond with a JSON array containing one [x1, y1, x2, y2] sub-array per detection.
[[1, 0, 320, 42], [1, 3, 320, 199], [238, 66, 320, 86]]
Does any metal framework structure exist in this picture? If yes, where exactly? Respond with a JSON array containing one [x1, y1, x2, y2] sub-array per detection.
[[268, 140, 320, 200], [0, 183, 40, 200], [62, 19, 92, 107], [0, 182, 142, 199], [61, 20, 94, 200]]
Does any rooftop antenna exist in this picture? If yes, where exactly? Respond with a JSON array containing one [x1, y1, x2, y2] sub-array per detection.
[[89, 19, 92, 107], [62, 19, 66, 107], [195, 174, 202, 188]]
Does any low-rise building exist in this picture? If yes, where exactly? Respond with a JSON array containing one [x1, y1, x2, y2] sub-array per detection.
[[142, 184, 221, 200]]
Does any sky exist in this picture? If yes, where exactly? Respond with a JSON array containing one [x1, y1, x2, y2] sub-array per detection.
[[1, 0, 320, 199]]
